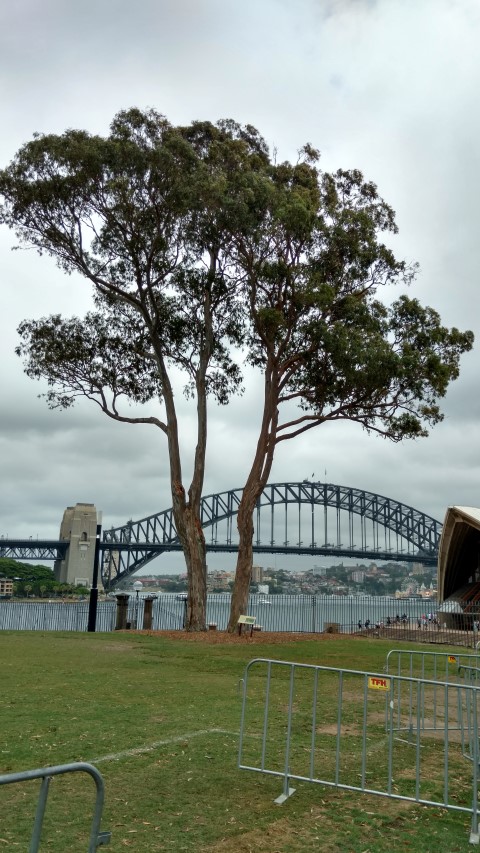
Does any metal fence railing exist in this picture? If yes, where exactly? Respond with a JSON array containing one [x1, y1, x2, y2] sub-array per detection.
[[238, 657, 480, 845], [0, 595, 478, 646], [0, 601, 116, 632], [0, 594, 432, 630], [0, 762, 111, 851]]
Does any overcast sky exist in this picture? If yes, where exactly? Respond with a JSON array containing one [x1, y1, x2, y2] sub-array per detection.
[[1, 0, 479, 573]]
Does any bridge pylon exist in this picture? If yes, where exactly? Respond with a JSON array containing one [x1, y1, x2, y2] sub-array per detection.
[[54, 503, 100, 588]]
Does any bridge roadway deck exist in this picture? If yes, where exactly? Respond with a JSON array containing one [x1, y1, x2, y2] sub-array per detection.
[[0, 539, 437, 566], [0, 540, 69, 561]]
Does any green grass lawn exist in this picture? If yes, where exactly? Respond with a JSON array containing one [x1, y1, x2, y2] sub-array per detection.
[[0, 631, 478, 851]]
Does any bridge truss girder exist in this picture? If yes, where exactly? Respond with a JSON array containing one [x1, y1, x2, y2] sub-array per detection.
[[0, 541, 68, 562], [101, 482, 441, 588]]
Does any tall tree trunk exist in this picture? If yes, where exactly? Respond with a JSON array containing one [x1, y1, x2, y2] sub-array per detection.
[[162, 361, 208, 631], [156, 261, 213, 631], [173, 493, 207, 631], [150, 252, 215, 631], [169, 368, 209, 632], [177, 255, 214, 631], [227, 361, 278, 631], [228, 477, 261, 627], [184, 510, 207, 631]]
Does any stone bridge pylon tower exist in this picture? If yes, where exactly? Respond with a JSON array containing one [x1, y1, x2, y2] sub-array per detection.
[[54, 503, 100, 588]]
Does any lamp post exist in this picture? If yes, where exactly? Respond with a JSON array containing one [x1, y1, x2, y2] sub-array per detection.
[[87, 518, 102, 633], [133, 580, 143, 629]]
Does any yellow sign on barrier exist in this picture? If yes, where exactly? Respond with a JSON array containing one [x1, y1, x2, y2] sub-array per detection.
[[368, 676, 390, 691], [448, 656, 457, 663]]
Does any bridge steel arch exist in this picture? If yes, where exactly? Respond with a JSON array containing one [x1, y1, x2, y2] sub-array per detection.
[[101, 482, 441, 588]]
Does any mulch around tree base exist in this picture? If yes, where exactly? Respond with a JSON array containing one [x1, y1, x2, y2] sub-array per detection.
[[136, 630, 353, 644]]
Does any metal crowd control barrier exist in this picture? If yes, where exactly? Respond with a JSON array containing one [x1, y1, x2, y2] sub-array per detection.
[[460, 664, 480, 688], [385, 648, 480, 682], [238, 658, 480, 845], [458, 665, 480, 764], [0, 762, 111, 851], [385, 649, 480, 740]]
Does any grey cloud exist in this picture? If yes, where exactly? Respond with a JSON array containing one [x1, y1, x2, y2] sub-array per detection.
[[1, 0, 480, 566]]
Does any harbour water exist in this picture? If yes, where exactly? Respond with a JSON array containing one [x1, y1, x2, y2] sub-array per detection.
[[0, 594, 435, 634], [160, 593, 433, 633]]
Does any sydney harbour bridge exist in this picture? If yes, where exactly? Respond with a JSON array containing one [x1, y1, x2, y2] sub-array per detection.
[[0, 482, 441, 589]]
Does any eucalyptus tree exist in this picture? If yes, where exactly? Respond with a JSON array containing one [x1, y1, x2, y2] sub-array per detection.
[[0, 109, 267, 630], [226, 150, 473, 629], [1, 111, 473, 634]]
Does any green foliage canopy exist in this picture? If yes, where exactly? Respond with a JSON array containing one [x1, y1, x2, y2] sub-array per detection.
[[0, 109, 474, 625], [230, 162, 473, 447], [1, 111, 471, 445], [0, 558, 87, 596], [2, 110, 267, 419]]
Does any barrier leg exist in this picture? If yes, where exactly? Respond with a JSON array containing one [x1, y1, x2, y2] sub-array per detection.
[[274, 780, 296, 805], [30, 775, 51, 852], [274, 665, 296, 804]]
